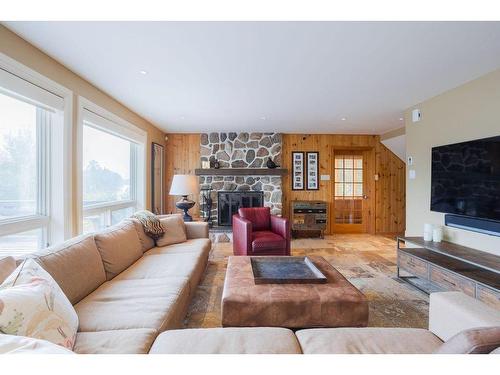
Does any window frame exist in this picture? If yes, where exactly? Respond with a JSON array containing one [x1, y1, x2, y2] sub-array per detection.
[[76, 96, 147, 234], [0, 52, 73, 253]]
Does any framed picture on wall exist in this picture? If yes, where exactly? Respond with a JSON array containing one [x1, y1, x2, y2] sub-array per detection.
[[151, 142, 165, 214], [306, 152, 319, 190], [292, 151, 305, 190]]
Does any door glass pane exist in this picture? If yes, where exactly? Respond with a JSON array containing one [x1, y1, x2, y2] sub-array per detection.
[[0, 228, 43, 256], [344, 169, 353, 182], [345, 183, 353, 196], [334, 169, 344, 182], [354, 170, 363, 183], [344, 157, 353, 168], [335, 183, 344, 196], [0, 93, 38, 220], [354, 183, 363, 197], [354, 157, 363, 169], [83, 125, 133, 206]]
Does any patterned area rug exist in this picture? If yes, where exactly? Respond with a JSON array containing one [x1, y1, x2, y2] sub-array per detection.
[[184, 234, 429, 329]]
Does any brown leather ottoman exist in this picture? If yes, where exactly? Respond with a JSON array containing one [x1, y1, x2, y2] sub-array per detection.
[[221, 256, 368, 328]]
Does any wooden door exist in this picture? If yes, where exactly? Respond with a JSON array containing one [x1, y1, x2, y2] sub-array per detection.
[[332, 151, 371, 233]]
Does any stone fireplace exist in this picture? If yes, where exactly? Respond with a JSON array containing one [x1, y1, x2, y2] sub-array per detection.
[[198, 132, 283, 229]]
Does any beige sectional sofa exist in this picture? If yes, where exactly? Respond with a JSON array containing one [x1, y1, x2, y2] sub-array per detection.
[[2, 221, 499, 354], [22, 218, 211, 354]]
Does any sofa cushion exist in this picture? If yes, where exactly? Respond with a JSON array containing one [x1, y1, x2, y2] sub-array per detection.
[[296, 328, 443, 354], [125, 218, 156, 253], [32, 234, 106, 304], [75, 277, 190, 332], [149, 327, 302, 354], [251, 230, 286, 252], [74, 328, 157, 354], [0, 259, 79, 350], [0, 256, 16, 284], [94, 221, 143, 280], [156, 215, 187, 247], [185, 221, 209, 239], [435, 326, 500, 354], [114, 252, 208, 292], [146, 238, 211, 256], [0, 334, 74, 354]]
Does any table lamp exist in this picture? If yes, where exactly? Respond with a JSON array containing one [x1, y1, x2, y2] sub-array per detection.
[[169, 174, 198, 221]]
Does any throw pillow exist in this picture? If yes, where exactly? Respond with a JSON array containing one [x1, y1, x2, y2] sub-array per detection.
[[0, 334, 74, 354], [0, 259, 79, 350], [434, 326, 500, 354], [156, 215, 188, 247], [0, 256, 17, 284]]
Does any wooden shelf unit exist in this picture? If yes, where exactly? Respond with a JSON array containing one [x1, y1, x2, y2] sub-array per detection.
[[397, 237, 500, 310], [291, 200, 328, 238]]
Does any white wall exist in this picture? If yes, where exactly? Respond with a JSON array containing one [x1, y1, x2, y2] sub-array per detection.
[[405, 68, 500, 256]]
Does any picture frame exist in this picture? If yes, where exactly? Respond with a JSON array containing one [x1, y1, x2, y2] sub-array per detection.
[[151, 142, 165, 215], [292, 151, 305, 190], [306, 151, 319, 190]]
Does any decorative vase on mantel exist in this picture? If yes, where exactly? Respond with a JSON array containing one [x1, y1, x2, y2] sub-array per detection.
[[213, 159, 220, 169]]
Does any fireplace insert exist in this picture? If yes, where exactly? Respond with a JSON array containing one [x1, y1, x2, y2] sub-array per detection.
[[217, 191, 264, 226]]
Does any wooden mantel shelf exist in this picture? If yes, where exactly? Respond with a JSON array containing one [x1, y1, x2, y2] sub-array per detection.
[[195, 168, 288, 176]]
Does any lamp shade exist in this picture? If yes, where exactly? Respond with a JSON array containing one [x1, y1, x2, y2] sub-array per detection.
[[169, 175, 198, 196]]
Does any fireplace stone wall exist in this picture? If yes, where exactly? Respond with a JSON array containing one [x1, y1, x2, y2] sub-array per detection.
[[199, 132, 283, 225]]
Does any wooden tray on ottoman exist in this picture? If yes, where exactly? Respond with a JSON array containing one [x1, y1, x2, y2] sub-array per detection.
[[250, 256, 327, 284]]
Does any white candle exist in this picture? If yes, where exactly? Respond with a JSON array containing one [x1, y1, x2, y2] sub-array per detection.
[[433, 227, 443, 242], [424, 223, 433, 241]]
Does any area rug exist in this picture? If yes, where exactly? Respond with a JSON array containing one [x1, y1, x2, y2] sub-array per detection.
[[183, 234, 429, 329]]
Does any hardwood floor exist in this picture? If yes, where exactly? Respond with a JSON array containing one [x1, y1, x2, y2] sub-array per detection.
[[184, 234, 429, 329]]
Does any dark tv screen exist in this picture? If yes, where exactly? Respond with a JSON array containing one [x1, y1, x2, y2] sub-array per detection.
[[431, 135, 500, 222]]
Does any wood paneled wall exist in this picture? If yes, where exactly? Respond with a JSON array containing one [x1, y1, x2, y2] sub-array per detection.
[[164, 132, 405, 234], [375, 142, 406, 234], [164, 133, 201, 217], [282, 134, 405, 235]]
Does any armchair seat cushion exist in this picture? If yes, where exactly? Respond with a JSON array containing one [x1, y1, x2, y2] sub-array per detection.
[[252, 231, 286, 252]]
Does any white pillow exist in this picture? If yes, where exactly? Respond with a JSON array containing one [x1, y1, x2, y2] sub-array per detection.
[[0, 334, 74, 354], [0, 259, 79, 350], [156, 215, 188, 247]]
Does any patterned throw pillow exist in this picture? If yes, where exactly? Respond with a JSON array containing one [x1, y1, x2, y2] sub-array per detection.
[[0, 259, 78, 350]]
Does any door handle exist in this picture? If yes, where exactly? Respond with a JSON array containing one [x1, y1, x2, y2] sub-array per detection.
[[363, 195, 368, 199]]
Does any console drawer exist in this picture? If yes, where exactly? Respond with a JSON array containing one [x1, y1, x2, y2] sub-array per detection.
[[476, 284, 500, 310], [429, 266, 476, 297], [398, 251, 429, 279]]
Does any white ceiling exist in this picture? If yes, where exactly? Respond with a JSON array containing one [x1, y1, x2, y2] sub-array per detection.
[[5, 21, 500, 134]]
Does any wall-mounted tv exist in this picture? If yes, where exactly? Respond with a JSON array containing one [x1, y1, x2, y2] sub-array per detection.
[[431, 135, 500, 223]]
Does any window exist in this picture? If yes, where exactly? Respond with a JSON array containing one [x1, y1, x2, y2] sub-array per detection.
[[79, 102, 146, 233], [0, 64, 67, 255]]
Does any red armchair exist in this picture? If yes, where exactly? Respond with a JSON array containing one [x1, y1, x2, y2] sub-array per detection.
[[232, 207, 291, 256]]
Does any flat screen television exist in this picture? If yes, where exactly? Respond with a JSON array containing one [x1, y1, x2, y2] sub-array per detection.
[[431, 135, 500, 222]]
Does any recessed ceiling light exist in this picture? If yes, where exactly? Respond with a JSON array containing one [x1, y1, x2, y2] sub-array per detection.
[[399, 117, 404, 121], [341, 117, 347, 121], [139, 70, 147, 75]]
